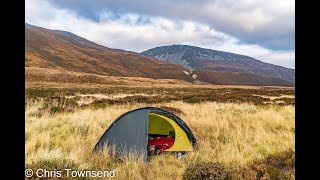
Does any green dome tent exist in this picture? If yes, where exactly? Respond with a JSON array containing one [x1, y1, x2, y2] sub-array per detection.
[[93, 107, 197, 159]]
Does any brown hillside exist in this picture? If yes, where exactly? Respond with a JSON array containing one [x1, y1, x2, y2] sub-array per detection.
[[25, 23, 194, 82], [194, 70, 294, 86]]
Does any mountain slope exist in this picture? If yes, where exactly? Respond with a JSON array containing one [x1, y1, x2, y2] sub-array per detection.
[[141, 45, 295, 86], [26, 23, 294, 86], [25, 23, 195, 83]]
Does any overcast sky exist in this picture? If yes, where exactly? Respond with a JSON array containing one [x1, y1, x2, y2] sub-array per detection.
[[25, 0, 295, 69]]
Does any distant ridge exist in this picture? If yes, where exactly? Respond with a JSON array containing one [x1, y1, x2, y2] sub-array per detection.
[[142, 45, 294, 86]]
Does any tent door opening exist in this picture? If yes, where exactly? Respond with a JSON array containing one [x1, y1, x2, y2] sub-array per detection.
[[148, 113, 176, 155], [147, 112, 193, 155]]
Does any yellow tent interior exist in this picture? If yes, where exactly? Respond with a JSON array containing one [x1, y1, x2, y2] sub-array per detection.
[[148, 113, 193, 151]]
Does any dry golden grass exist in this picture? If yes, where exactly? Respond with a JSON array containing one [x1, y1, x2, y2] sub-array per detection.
[[253, 94, 295, 100], [25, 100, 294, 179]]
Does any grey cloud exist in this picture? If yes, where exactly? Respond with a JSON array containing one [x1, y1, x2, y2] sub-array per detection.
[[47, 0, 294, 50]]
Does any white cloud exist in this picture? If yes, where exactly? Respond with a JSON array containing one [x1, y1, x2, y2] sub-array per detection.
[[25, 0, 295, 69], [199, 0, 294, 31]]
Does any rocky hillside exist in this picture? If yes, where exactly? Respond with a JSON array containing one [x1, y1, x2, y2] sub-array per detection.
[[141, 45, 295, 86]]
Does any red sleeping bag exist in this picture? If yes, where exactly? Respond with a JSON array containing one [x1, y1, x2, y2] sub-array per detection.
[[148, 137, 175, 150]]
